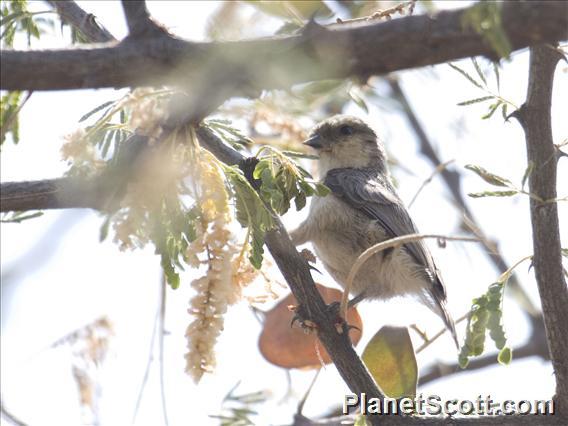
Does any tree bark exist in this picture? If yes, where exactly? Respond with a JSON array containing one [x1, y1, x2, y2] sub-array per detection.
[[514, 44, 568, 416], [2, 2, 567, 91]]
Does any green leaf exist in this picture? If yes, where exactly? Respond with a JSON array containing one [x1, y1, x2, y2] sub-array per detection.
[[482, 101, 501, 119], [448, 62, 483, 89], [471, 57, 487, 86], [0, 90, 23, 145], [456, 96, 494, 106], [521, 161, 533, 190], [493, 61, 501, 92], [161, 254, 180, 289], [501, 103, 508, 121], [349, 88, 369, 113], [99, 215, 111, 242], [79, 100, 115, 123], [460, 279, 510, 368], [362, 326, 417, 399], [253, 147, 327, 217], [497, 347, 512, 365], [281, 150, 319, 160], [225, 166, 275, 269], [465, 164, 512, 187], [205, 119, 252, 148], [468, 190, 518, 198], [1, 211, 43, 223], [561, 248, 568, 258]]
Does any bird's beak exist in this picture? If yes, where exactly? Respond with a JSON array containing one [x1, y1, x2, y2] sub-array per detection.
[[303, 134, 323, 149]]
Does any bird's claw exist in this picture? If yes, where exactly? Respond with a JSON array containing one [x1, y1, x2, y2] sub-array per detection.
[[289, 304, 318, 333]]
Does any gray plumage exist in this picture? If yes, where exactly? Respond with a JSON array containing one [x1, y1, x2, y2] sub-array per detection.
[[291, 115, 458, 348]]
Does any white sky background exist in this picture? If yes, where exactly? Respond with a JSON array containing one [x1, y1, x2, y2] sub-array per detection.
[[1, 1, 567, 425]]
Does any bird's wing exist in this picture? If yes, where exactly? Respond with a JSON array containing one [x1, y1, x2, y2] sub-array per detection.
[[324, 167, 444, 295], [325, 168, 459, 347]]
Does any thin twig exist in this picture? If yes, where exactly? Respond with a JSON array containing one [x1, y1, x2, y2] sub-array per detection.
[[407, 159, 455, 208], [158, 273, 169, 426], [335, 1, 416, 24], [131, 282, 161, 424], [296, 368, 321, 416], [0, 399, 28, 426], [340, 234, 481, 317], [416, 312, 469, 354]]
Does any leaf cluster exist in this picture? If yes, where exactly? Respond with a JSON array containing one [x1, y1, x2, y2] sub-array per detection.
[[1, 0, 47, 47], [0, 90, 23, 145], [254, 146, 329, 215], [451, 59, 515, 121], [205, 118, 252, 150], [151, 203, 199, 290], [465, 163, 535, 200], [224, 165, 275, 269], [211, 382, 267, 426], [459, 280, 511, 368]]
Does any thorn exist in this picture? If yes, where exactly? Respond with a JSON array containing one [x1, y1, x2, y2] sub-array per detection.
[[309, 264, 322, 275], [507, 104, 525, 124]]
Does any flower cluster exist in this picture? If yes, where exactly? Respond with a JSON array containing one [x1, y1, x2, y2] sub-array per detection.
[[184, 148, 240, 382], [124, 88, 168, 143]]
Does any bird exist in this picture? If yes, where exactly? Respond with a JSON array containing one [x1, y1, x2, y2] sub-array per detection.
[[290, 115, 459, 348]]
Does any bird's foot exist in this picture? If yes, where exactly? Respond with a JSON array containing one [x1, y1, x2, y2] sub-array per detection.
[[289, 304, 318, 334], [325, 301, 361, 335]]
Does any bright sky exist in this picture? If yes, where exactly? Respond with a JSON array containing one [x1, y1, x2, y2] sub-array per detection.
[[1, 2, 566, 425]]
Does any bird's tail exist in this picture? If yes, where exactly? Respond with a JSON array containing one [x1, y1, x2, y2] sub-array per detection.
[[424, 290, 460, 349], [437, 299, 459, 349]]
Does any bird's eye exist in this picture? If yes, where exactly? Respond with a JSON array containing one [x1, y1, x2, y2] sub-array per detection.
[[340, 125, 354, 136]]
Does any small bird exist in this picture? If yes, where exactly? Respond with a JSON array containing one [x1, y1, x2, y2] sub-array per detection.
[[290, 115, 459, 348]]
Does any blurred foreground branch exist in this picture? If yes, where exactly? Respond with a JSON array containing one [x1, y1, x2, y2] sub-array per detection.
[[2, 2, 567, 91]]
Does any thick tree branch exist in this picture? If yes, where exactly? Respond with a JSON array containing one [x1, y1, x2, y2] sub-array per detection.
[[0, 178, 106, 212], [2, 2, 567, 91], [513, 44, 568, 415], [47, 0, 116, 43]]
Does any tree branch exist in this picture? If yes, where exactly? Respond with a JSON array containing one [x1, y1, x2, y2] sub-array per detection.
[[47, 0, 116, 43], [0, 178, 106, 212], [190, 127, 387, 421], [513, 44, 568, 415], [2, 2, 567, 91], [120, 0, 167, 38]]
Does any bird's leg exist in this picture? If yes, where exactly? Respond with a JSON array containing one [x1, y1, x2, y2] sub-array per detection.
[[324, 291, 366, 335], [348, 291, 367, 308]]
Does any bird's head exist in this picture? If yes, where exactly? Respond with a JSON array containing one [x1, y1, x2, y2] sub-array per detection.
[[303, 115, 387, 176]]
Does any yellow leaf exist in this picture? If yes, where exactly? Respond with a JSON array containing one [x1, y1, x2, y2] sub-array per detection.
[[362, 326, 417, 399]]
